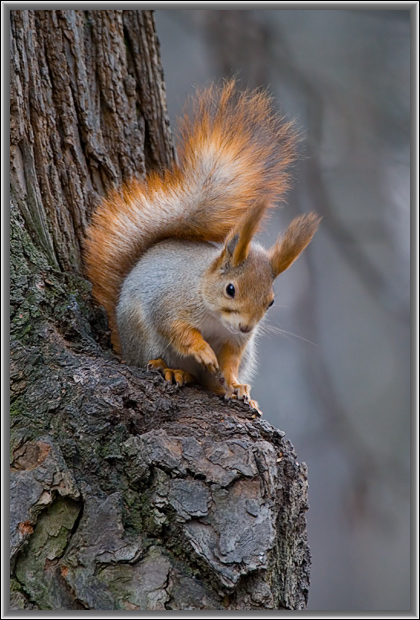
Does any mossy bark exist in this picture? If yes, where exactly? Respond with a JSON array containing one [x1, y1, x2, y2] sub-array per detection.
[[9, 8, 311, 611]]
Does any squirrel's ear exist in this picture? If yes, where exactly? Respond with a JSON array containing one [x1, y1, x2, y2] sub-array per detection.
[[269, 212, 321, 278], [225, 201, 267, 267]]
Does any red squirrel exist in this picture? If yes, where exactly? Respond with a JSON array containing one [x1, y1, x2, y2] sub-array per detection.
[[84, 80, 320, 411]]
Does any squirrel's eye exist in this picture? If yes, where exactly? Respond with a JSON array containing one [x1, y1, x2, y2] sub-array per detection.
[[268, 299, 274, 309], [226, 283, 235, 298]]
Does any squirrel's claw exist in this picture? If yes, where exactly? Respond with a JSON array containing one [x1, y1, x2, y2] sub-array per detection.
[[147, 358, 167, 373], [224, 381, 252, 403], [224, 383, 262, 415], [147, 358, 194, 387], [234, 383, 251, 401], [195, 344, 219, 375], [165, 368, 194, 386]]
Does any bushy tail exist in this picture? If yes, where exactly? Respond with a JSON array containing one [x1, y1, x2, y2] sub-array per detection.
[[84, 79, 298, 350]]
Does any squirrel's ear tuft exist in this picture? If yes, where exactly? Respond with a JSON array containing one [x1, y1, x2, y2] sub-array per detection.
[[269, 212, 321, 278], [224, 200, 268, 267], [226, 233, 239, 257], [213, 235, 236, 272]]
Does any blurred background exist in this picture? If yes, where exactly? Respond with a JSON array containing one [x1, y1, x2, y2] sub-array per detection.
[[154, 9, 411, 612]]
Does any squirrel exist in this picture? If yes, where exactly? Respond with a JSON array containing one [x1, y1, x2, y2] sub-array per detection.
[[84, 80, 320, 412]]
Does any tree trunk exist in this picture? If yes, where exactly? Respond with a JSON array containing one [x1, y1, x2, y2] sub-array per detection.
[[9, 9, 311, 611]]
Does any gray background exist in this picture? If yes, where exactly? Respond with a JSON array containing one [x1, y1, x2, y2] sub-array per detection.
[[154, 8, 411, 612]]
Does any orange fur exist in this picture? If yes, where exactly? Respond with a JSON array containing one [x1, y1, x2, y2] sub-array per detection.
[[168, 320, 219, 374], [219, 341, 255, 405], [84, 80, 298, 349], [269, 212, 321, 277], [218, 340, 245, 386], [226, 201, 267, 267]]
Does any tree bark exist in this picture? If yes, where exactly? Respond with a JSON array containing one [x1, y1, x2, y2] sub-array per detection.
[[9, 9, 311, 611]]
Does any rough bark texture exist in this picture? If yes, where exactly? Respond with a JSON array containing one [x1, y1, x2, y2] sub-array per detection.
[[9, 9, 311, 611]]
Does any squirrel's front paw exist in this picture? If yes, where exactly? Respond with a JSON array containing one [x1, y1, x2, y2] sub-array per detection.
[[224, 381, 251, 401], [224, 382, 262, 415], [194, 344, 219, 374]]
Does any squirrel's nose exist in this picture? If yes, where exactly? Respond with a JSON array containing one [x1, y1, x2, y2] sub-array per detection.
[[240, 324, 252, 333]]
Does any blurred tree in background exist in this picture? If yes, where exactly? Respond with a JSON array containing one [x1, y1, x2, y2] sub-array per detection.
[[154, 8, 411, 611]]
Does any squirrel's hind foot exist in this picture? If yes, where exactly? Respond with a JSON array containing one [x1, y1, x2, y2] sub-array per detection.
[[147, 358, 194, 387]]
